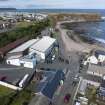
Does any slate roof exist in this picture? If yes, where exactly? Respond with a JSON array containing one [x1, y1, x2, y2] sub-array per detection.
[[95, 50, 105, 58], [36, 70, 65, 99], [101, 79, 105, 88]]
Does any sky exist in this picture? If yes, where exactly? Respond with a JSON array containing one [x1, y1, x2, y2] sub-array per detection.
[[0, 0, 105, 9]]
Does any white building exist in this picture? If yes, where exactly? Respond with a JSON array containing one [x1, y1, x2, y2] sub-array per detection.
[[6, 55, 21, 66], [84, 50, 105, 65], [6, 39, 38, 68], [29, 36, 56, 62], [20, 54, 36, 69], [6, 54, 36, 69]]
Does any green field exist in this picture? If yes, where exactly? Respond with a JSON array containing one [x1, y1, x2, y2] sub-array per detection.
[[15, 21, 35, 28]]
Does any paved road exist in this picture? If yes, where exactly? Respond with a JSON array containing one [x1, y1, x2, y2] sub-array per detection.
[[29, 21, 82, 105]]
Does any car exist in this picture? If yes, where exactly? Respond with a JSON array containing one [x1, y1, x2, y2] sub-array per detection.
[[74, 74, 79, 80], [64, 93, 71, 103]]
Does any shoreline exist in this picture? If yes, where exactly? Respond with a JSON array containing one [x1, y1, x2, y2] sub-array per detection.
[[61, 19, 105, 47]]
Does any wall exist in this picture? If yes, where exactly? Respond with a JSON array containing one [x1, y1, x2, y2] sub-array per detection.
[[98, 55, 105, 62], [0, 81, 22, 91], [87, 56, 98, 64], [6, 58, 20, 66]]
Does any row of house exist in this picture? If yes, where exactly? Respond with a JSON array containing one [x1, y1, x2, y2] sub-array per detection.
[[6, 36, 56, 68]]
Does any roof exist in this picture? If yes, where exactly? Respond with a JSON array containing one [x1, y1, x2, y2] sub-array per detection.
[[36, 70, 65, 99], [95, 50, 105, 58], [0, 37, 28, 56], [8, 39, 38, 54], [0, 65, 35, 86], [87, 64, 105, 76], [20, 55, 36, 62], [101, 79, 105, 88], [7, 55, 21, 60], [30, 36, 56, 53]]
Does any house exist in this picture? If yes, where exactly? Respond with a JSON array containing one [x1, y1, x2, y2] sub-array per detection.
[[29, 36, 56, 62], [84, 50, 105, 65], [35, 70, 65, 99], [87, 64, 105, 77], [0, 66, 35, 90]]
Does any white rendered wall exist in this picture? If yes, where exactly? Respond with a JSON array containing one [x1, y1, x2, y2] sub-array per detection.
[[6, 59, 20, 66]]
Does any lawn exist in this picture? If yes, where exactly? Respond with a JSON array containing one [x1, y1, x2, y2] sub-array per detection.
[[85, 85, 98, 105], [0, 85, 15, 105], [10, 82, 36, 105], [0, 85, 14, 97]]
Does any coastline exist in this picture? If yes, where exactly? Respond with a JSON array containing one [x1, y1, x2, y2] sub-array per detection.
[[61, 19, 105, 47]]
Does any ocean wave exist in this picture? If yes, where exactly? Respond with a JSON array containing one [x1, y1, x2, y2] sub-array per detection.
[[95, 37, 105, 43]]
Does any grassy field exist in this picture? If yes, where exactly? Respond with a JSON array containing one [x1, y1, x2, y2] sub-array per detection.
[[15, 21, 35, 28], [0, 85, 14, 96]]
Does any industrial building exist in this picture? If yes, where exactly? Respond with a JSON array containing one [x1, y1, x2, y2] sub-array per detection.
[[6, 36, 56, 68], [30, 36, 56, 62], [0, 37, 29, 60], [6, 39, 38, 68], [7, 39, 38, 58]]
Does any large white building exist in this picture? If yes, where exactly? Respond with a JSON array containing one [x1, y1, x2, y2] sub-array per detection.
[[30, 36, 56, 62], [6, 39, 38, 68], [6, 36, 56, 67]]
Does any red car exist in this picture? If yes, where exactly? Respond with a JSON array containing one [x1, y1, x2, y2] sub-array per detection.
[[64, 93, 71, 103]]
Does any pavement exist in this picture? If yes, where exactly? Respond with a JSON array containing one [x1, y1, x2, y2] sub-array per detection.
[[29, 21, 82, 105]]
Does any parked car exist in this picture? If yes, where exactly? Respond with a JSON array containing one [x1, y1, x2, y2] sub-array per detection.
[[64, 93, 71, 103]]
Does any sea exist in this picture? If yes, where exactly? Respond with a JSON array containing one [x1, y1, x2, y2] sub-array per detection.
[[1, 9, 105, 43], [18, 9, 105, 43]]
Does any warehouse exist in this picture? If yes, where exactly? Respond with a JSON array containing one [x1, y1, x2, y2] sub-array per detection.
[[30, 36, 56, 62], [0, 37, 28, 60], [7, 39, 39, 58], [6, 39, 38, 68]]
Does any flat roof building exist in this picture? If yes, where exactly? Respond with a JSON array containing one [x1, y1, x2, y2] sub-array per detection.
[[30, 36, 56, 62]]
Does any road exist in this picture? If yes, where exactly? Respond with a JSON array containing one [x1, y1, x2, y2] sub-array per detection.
[[29, 21, 83, 105]]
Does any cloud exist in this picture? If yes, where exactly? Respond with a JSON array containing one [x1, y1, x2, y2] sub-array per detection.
[[0, 0, 9, 1], [0, 0, 105, 9]]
